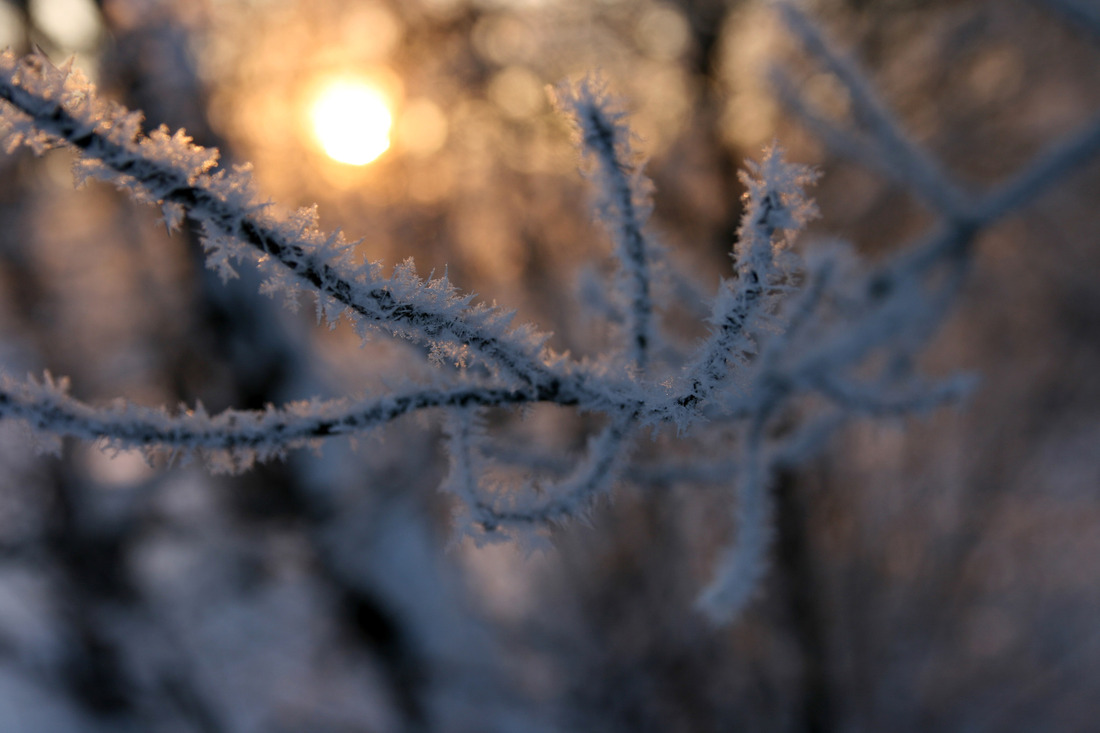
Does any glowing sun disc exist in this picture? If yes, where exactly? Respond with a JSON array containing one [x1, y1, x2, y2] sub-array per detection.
[[311, 80, 393, 165]]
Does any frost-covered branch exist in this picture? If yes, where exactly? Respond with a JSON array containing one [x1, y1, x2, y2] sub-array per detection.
[[1, 0, 1097, 627], [677, 146, 817, 412], [973, 115, 1100, 225], [696, 415, 771, 623], [443, 411, 632, 546], [557, 78, 656, 372], [0, 373, 553, 462], [776, 2, 972, 219], [0, 52, 558, 388]]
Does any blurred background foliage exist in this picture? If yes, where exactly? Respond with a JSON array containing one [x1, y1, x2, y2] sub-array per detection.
[[0, 0, 1098, 731]]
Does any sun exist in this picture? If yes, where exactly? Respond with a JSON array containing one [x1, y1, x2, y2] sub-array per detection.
[[310, 80, 393, 166]]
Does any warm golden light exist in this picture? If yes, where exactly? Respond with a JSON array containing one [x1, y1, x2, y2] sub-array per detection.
[[310, 80, 393, 166]]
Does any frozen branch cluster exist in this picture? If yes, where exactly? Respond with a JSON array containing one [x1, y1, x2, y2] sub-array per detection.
[[2, 2, 1099, 624]]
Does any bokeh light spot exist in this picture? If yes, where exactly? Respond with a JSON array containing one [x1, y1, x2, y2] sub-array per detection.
[[636, 4, 691, 61], [310, 80, 393, 166], [488, 66, 545, 120], [396, 98, 449, 157], [29, 0, 101, 51], [0, 4, 23, 51]]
